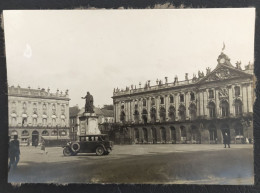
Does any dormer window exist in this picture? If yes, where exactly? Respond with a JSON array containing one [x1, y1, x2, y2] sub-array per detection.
[[235, 86, 240, 97], [209, 90, 214, 99], [180, 94, 184, 102], [160, 97, 164, 104], [143, 99, 146, 107], [151, 98, 155, 106], [190, 92, 195, 101], [170, 95, 174, 103]]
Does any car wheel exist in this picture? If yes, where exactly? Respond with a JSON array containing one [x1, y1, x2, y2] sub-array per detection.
[[63, 147, 72, 156], [96, 146, 104, 156]]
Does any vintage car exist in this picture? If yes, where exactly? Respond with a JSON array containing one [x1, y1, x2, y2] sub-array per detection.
[[63, 134, 113, 156]]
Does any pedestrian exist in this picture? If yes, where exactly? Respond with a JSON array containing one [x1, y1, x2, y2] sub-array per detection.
[[34, 138, 38, 148], [8, 136, 11, 172], [41, 139, 48, 154], [27, 139, 30, 146], [223, 132, 230, 148], [9, 135, 20, 170]]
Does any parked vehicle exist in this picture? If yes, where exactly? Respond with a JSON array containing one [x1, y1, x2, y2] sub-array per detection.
[[63, 134, 113, 156]]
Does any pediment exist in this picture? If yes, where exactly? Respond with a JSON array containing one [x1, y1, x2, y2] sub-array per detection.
[[198, 65, 252, 84]]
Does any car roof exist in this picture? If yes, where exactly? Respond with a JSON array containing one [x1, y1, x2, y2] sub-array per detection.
[[79, 134, 107, 137]]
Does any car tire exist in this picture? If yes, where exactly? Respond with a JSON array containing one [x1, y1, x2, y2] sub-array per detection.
[[96, 146, 104, 156], [104, 152, 110, 155], [63, 147, 72, 156], [71, 142, 80, 152]]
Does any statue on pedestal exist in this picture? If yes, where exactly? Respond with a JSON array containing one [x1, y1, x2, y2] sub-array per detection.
[[81, 92, 94, 113]]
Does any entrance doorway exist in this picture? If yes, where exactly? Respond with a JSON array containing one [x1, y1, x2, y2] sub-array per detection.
[[191, 125, 201, 144], [209, 124, 217, 144], [32, 130, 39, 146], [160, 127, 166, 143], [151, 127, 157, 144]]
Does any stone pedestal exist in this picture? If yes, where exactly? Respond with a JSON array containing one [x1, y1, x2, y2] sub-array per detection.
[[79, 113, 101, 135]]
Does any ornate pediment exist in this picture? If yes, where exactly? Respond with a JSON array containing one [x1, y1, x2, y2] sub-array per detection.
[[200, 65, 250, 83]]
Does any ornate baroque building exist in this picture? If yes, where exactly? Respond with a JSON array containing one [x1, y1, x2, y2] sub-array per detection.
[[112, 52, 254, 144], [8, 86, 70, 145]]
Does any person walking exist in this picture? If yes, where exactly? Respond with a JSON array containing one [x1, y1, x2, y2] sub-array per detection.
[[41, 139, 48, 154], [223, 132, 230, 148], [9, 135, 20, 170]]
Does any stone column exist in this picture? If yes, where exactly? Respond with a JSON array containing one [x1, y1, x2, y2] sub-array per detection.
[[242, 83, 248, 113], [215, 89, 220, 117], [247, 83, 253, 113], [199, 91, 204, 117], [118, 102, 121, 123], [147, 97, 151, 122], [125, 101, 129, 122], [165, 94, 169, 121], [139, 99, 142, 123], [131, 100, 135, 123], [203, 89, 208, 118], [228, 85, 234, 116], [185, 92, 190, 120], [156, 96, 160, 122], [175, 93, 179, 120]]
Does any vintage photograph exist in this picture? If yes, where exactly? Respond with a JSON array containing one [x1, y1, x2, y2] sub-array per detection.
[[3, 8, 255, 184]]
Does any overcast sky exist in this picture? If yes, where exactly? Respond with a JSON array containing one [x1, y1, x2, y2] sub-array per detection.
[[3, 8, 255, 108]]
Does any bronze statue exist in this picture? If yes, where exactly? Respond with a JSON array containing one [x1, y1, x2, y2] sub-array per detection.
[[81, 92, 94, 113]]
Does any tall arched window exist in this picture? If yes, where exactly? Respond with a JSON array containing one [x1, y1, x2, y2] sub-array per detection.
[[178, 105, 186, 121], [169, 95, 174, 103], [23, 102, 27, 112], [180, 94, 184, 102], [52, 118, 56, 126], [160, 97, 164, 104], [208, 102, 216, 118], [33, 118, 37, 126], [52, 104, 56, 114], [151, 98, 155, 106], [133, 110, 139, 123], [235, 86, 240, 97], [150, 107, 156, 122], [168, 106, 176, 121], [61, 105, 65, 115], [11, 117, 16, 126], [190, 92, 195, 101], [189, 103, 197, 120], [33, 103, 37, 113], [142, 109, 148, 124], [209, 90, 214, 98], [143, 99, 146, 107], [159, 107, 166, 122], [42, 118, 47, 126], [234, 99, 243, 116], [221, 101, 229, 117], [120, 111, 125, 122]]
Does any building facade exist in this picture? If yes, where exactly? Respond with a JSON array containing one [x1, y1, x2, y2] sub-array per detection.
[[112, 52, 254, 144], [8, 86, 70, 145]]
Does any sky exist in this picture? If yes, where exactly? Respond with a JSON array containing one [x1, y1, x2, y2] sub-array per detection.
[[3, 8, 255, 108]]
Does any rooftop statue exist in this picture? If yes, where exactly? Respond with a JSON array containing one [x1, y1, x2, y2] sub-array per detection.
[[81, 92, 94, 113]]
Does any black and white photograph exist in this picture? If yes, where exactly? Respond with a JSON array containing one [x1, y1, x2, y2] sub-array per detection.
[[3, 8, 255, 184]]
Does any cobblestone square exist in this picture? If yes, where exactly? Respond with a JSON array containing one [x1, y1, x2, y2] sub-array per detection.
[[8, 144, 253, 184]]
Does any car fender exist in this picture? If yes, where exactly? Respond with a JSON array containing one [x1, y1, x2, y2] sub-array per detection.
[[96, 144, 107, 151]]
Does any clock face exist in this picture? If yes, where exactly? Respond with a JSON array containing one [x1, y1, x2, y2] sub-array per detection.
[[220, 58, 225, 64]]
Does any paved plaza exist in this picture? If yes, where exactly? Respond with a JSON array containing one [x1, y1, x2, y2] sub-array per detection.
[[8, 144, 254, 184]]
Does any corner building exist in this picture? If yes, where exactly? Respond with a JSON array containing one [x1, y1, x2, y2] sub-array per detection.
[[112, 52, 254, 144], [8, 86, 70, 145]]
